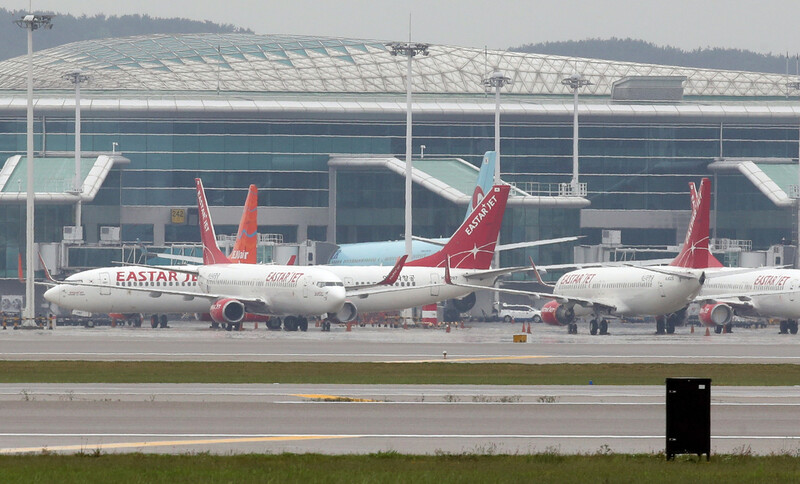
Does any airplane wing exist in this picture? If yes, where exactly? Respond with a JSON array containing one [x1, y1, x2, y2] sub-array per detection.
[[50, 280, 273, 315], [443, 258, 613, 311], [411, 235, 582, 251], [343, 256, 408, 298], [153, 253, 203, 264]]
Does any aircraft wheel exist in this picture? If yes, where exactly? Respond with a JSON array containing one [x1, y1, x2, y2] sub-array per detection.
[[225, 323, 232, 331], [133, 315, 142, 328], [780, 320, 788, 334], [284, 316, 298, 331], [589, 319, 598, 335], [790, 320, 799, 335], [322, 320, 331, 331], [299, 317, 308, 332], [159, 314, 168, 328], [267, 318, 282, 331], [599, 319, 609, 335], [714, 324, 723, 334], [151, 315, 158, 328], [655, 319, 666, 335], [725, 322, 733, 334]]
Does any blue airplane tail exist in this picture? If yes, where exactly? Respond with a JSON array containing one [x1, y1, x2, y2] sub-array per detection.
[[465, 151, 496, 221]]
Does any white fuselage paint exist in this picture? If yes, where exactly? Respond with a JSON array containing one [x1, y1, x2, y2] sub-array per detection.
[[327, 266, 497, 314], [44, 264, 346, 317], [699, 269, 800, 319], [554, 267, 703, 317]]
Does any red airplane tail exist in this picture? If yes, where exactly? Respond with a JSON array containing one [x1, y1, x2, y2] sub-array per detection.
[[407, 184, 510, 270], [670, 177, 724, 269], [196, 178, 232, 265], [229, 184, 258, 264]]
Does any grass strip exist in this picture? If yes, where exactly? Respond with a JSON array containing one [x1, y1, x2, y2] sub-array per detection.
[[1, 452, 800, 483], [0, 361, 799, 385]]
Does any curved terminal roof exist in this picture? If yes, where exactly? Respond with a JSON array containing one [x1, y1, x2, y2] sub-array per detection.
[[0, 33, 795, 97]]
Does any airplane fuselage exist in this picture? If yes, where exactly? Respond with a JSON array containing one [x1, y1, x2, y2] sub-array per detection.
[[554, 267, 703, 317], [699, 269, 800, 319], [44, 264, 346, 317], [327, 265, 496, 313]]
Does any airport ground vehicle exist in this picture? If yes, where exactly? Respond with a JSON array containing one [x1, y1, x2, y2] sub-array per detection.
[[495, 304, 542, 323]]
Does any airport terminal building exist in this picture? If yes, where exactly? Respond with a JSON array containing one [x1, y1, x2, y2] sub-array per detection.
[[0, 33, 799, 281]]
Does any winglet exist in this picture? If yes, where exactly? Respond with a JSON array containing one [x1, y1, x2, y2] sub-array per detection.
[[38, 252, 57, 283], [529, 256, 554, 288], [377, 255, 407, 286], [444, 256, 453, 284], [229, 184, 258, 264]]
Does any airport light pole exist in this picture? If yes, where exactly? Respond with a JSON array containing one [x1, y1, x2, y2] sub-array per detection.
[[482, 71, 512, 185], [388, 41, 428, 256], [64, 70, 89, 231], [14, 13, 53, 326], [788, 80, 800, 267], [561, 73, 592, 196]]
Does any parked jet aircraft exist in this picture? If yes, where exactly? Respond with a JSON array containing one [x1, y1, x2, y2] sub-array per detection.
[[445, 181, 712, 335], [316, 184, 523, 330], [684, 178, 800, 334], [44, 183, 261, 328], [45, 180, 407, 331]]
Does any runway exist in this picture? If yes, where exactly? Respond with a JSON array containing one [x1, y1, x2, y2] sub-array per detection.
[[1, 383, 799, 455], [0, 321, 799, 363]]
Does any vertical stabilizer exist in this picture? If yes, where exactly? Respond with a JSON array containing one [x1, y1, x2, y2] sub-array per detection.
[[229, 184, 258, 264], [195, 178, 232, 265], [670, 177, 724, 268], [408, 184, 510, 270], [465, 151, 496, 221]]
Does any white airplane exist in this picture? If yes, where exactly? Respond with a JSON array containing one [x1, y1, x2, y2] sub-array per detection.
[[445, 182, 714, 335], [44, 179, 407, 331], [43, 183, 261, 328], [684, 178, 800, 335], [315, 184, 520, 330]]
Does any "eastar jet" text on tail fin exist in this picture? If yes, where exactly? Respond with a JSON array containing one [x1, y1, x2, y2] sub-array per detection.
[[670, 177, 724, 269], [196, 178, 232, 265], [407, 184, 510, 270]]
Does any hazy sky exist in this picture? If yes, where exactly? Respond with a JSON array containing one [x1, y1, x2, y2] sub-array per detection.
[[5, 0, 798, 54]]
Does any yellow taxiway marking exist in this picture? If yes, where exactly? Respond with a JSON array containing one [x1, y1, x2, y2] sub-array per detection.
[[292, 394, 378, 402], [383, 355, 552, 363], [0, 435, 356, 454]]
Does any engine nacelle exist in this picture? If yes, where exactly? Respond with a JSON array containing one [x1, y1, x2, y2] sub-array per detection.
[[333, 301, 358, 322], [451, 292, 476, 313], [541, 300, 575, 326], [209, 298, 245, 324], [698, 303, 733, 326]]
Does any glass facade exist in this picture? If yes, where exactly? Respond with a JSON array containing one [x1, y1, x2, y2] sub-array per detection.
[[0, 111, 798, 278]]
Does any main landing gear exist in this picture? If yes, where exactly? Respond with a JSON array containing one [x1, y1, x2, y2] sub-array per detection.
[[589, 318, 609, 335], [566, 323, 578, 334], [779, 320, 798, 334], [321, 318, 333, 332], [655, 315, 677, 335], [150, 314, 169, 328]]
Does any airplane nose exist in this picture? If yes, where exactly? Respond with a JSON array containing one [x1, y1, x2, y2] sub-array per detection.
[[43, 286, 60, 304]]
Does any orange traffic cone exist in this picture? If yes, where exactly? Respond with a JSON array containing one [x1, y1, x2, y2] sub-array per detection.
[[527, 322, 532, 334], [705, 327, 710, 336], [254, 321, 258, 330], [722, 324, 728, 334], [690, 324, 694, 334], [346, 322, 352, 332], [446, 324, 451, 333]]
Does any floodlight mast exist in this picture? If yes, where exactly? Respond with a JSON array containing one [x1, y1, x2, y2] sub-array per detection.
[[388, 41, 429, 257], [64, 70, 89, 230], [789, 80, 800, 267], [561, 73, 592, 196], [14, 13, 53, 326]]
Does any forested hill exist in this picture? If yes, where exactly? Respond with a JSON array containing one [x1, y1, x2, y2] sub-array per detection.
[[511, 38, 793, 74], [0, 8, 251, 61]]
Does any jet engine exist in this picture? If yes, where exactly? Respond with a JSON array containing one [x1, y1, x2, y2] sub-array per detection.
[[209, 298, 246, 324], [334, 301, 358, 322], [540, 300, 575, 326], [698, 302, 733, 326], [451, 292, 476, 313]]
